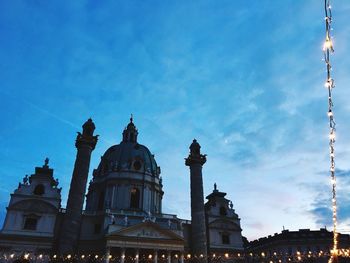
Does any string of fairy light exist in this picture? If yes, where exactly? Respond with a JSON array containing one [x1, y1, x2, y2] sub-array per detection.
[[322, 0, 338, 262], [2, 250, 350, 262]]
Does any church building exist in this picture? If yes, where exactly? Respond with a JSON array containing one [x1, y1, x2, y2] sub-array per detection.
[[0, 118, 244, 262]]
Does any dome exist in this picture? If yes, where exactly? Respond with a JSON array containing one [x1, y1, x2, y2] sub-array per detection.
[[94, 117, 160, 177], [96, 142, 159, 177], [86, 117, 163, 214]]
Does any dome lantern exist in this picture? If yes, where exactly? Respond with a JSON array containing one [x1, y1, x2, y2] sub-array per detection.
[[122, 115, 138, 143]]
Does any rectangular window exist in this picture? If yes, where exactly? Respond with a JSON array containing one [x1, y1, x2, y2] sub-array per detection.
[[94, 224, 101, 234], [222, 234, 230, 244], [23, 217, 37, 230]]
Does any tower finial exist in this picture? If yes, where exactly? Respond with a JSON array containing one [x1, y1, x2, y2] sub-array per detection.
[[214, 183, 217, 191], [130, 114, 133, 123]]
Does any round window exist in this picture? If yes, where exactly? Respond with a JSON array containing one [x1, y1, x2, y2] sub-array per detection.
[[133, 161, 142, 170]]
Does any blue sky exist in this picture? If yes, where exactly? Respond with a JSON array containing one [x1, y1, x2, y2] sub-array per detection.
[[1, 0, 350, 240]]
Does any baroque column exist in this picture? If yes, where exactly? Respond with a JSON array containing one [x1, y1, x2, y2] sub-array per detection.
[[121, 248, 126, 263], [185, 139, 208, 262], [58, 119, 98, 255]]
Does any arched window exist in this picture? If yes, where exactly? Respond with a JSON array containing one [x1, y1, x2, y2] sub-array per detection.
[[97, 191, 105, 210], [130, 187, 140, 209], [23, 215, 39, 230], [220, 206, 227, 216], [33, 184, 45, 196]]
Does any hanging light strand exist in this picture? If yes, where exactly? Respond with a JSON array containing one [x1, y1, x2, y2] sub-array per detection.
[[323, 0, 338, 262]]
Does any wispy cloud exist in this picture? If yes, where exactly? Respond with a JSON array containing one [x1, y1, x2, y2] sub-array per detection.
[[1, 0, 350, 240]]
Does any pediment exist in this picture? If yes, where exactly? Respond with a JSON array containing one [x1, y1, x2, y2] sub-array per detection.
[[9, 199, 58, 213], [209, 218, 241, 231], [108, 221, 184, 241]]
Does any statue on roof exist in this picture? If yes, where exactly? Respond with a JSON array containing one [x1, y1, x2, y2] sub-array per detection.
[[229, 201, 233, 209], [22, 174, 29, 185], [44, 158, 49, 168]]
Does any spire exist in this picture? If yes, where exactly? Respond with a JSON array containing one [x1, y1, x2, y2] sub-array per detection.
[[122, 115, 138, 143]]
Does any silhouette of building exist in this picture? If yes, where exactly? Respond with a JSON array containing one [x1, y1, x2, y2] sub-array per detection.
[[246, 228, 350, 263], [0, 117, 244, 261]]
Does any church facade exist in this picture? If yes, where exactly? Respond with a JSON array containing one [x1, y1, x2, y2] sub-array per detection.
[[0, 118, 244, 261]]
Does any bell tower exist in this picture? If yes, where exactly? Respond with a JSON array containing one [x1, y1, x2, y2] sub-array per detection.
[[185, 139, 208, 261], [58, 118, 98, 255]]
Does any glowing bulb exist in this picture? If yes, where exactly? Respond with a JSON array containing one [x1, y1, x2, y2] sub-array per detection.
[[187, 254, 191, 259], [39, 254, 43, 258], [24, 254, 29, 260], [10, 254, 14, 258], [95, 255, 98, 259], [67, 254, 71, 259], [323, 39, 333, 50], [224, 253, 229, 258], [53, 255, 57, 259], [148, 255, 152, 259], [81, 255, 85, 259], [327, 78, 335, 88], [109, 255, 112, 259]]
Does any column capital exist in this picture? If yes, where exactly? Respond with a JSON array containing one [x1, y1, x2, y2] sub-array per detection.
[[185, 153, 206, 166], [75, 132, 98, 150], [75, 119, 98, 150]]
